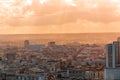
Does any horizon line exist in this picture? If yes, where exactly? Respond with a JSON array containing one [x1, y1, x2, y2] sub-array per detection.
[[0, 32, 120, 35]]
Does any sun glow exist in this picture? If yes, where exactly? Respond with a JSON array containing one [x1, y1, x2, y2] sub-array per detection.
[[26, 0, 33, 5], [111, 0, 120, 3], [39, 0, 47, 4], [65, 0, 77, 7]]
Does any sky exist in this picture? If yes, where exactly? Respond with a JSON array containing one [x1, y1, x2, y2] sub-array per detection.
[[0, 0, 120, 34]]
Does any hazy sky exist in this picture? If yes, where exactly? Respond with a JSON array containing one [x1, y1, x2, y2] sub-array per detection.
[[0, 0, 120, 34]]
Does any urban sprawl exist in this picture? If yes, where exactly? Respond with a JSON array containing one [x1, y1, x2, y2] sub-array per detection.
[[0, 37, 119, 80]]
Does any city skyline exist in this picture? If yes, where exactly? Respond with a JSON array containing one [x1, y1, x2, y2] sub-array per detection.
[[0, 0, 120, 34]]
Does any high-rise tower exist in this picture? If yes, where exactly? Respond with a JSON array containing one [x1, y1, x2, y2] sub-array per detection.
[[24, 40, 29, 49], [105, 40, 120, 80]]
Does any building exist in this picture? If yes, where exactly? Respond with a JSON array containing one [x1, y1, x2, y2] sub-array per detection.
[[24, 40, 30, 49], [0, 72, 46, 80], [106, 41, 120, 68], [104, 68, 120, 80], [113, 41, 120, 67], [106, 44, 113, 68], [48, 41, 56, 47], [105, 40, 120, 80], [28, 44, 45, 52], [117, 37, 120, 41], [56, 69, 85, 80], [4, 48, 17, 64], [24, 40, 45, 51]]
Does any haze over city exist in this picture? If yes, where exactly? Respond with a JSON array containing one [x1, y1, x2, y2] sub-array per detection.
[[1, 0, 120, 80], [0, 0, 120, 34]]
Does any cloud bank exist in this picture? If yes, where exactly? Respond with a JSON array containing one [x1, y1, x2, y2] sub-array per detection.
[[0, 0, 120, 33]]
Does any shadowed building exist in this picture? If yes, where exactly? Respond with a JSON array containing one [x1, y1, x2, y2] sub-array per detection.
[[24, 40, 30, 49], [4, 48, 17, 64], [105, 41, 120, 80]]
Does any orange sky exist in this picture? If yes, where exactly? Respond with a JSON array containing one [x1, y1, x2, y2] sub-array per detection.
[[0, 0, 120, 34]]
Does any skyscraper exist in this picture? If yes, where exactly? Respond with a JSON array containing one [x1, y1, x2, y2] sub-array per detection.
[[105, 40, 120, 80], [106, 41, 120, 68], [106, 44, 113, 68], [24, 40, 29, 49], [113, 41, 120, 67]]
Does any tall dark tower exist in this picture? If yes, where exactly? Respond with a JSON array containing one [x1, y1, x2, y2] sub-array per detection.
[[105, 39, 120, 80], [106, 41, 120, 68], [106, 44, 113, 68], [24, 40, 29, 49], [113, 41, 120, 67]]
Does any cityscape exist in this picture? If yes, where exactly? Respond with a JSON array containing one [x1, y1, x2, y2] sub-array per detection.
[[0, 34, 118, 80], [0, 36, 105, 80], [1, 0, 120, 80]]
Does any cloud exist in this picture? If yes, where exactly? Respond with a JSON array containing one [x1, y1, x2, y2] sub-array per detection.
[[1, 0, 120, 27]]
